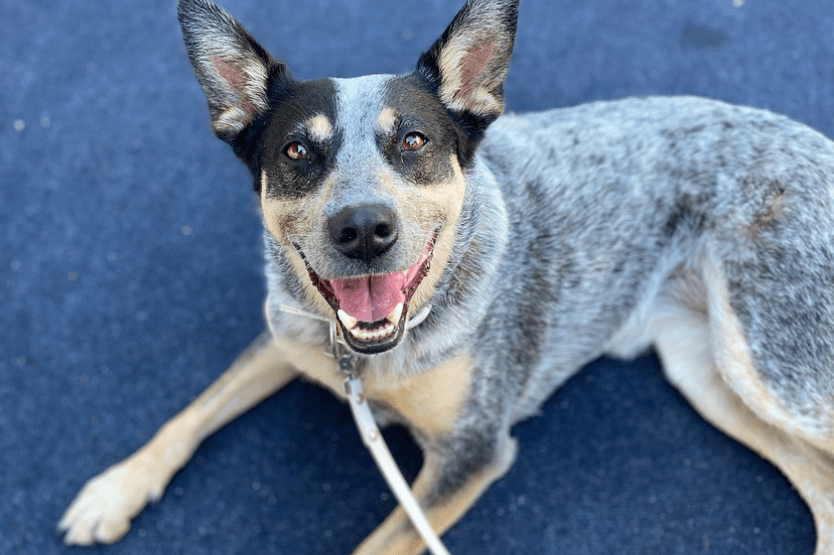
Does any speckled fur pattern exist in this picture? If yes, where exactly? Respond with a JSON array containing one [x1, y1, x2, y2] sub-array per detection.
[[58, 0, 834, 553]]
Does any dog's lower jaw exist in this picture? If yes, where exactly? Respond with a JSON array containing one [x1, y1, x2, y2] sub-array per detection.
[[337, 307, 409, 355]]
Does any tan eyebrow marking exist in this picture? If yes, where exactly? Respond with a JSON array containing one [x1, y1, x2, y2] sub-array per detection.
[[305, 114, 334, 142], [375, 107, 398, 135]]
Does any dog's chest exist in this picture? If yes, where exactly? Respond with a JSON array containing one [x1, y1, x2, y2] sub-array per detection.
[[282, 335, 474, 440]]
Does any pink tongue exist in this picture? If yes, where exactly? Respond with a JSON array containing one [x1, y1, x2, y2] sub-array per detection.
[[330, 272, 406, 323]]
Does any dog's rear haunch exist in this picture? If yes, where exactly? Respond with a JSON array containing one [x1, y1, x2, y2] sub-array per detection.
[[59, 0, 834, 553]]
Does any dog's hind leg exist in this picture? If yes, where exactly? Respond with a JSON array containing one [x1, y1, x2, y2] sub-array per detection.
[[58, 330, 297, 545], [652, 269, 834, 554]]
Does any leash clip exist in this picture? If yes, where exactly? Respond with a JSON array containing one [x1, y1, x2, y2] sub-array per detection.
[[329, 320, 359, 378]]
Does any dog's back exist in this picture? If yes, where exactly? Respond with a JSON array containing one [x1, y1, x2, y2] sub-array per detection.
[[476, 95, 834, 422]]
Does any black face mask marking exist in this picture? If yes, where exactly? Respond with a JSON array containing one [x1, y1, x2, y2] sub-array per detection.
[[377, 74, 481, 182]]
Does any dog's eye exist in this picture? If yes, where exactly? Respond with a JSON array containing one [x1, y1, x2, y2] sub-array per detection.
[[284, 142, 309, 160], [402, 132, 427, 151]]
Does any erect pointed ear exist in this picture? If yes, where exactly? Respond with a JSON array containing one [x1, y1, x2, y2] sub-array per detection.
[[177, 0, 286, 142], [416, 0, 518, 126]]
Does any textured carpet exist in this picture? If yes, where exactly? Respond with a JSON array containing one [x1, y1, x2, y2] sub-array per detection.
[[2, 0, 830, 553]]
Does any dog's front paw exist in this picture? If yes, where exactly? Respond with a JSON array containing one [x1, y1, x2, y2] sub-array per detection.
[[58, 456, 166, 545]]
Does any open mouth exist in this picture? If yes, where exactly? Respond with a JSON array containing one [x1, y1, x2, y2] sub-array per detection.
[[302, 235, 435, 354]]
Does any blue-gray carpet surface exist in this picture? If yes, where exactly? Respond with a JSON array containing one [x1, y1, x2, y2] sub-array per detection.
[[2, 0, 830, 553]]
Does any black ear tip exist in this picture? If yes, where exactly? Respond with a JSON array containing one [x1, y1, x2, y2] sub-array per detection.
[[177, 0, 203, 25], [176, 0, 199, 17], [177, 0, 225, 25]]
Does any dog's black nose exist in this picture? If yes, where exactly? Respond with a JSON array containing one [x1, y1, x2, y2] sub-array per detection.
[[329, 204, 399, 263]]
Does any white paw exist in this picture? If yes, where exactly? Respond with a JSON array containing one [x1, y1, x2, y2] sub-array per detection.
[[58, 457, 167, 545]]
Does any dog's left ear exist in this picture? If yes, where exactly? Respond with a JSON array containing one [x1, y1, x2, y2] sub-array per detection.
[[417, 0, 518, 127]]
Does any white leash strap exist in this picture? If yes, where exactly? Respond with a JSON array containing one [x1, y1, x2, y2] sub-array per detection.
[[278, 302, 450, 554], [343, 375, 452, 555]]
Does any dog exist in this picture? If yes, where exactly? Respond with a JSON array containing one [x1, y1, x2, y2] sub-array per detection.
[[57, 0, 834, 552]]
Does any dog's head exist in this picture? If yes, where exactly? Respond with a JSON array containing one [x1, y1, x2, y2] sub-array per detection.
[[178, 0, 517, 354]]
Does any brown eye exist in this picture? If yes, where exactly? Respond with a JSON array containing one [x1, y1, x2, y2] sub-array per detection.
[[284, 142, 309, 160], [402, 132, 427, 151]]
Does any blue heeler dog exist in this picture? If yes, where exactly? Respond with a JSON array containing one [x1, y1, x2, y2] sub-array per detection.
[[59, 0, 834, 552]]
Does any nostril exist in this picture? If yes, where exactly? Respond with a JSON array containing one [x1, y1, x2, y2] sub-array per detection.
[[375, 223, 394, 239], [337, 228, 358, 244]]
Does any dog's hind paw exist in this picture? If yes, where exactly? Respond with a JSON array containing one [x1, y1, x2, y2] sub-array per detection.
[[57, 457, 166, 545]]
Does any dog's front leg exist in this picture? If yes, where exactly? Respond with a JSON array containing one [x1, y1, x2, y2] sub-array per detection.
[[59, 331, 297, 545], [352, 431, 518, 555]]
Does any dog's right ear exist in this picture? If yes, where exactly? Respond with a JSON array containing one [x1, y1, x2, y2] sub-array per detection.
[[177, 0, 286, 143]]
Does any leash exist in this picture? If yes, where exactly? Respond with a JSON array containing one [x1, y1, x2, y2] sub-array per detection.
[[278, 303, 452, 555]]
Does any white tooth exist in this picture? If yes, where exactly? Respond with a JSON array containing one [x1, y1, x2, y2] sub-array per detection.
[[387, 303, 404, 324], [347, 319, 400, 343], [338, 309, 359, 330]]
